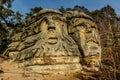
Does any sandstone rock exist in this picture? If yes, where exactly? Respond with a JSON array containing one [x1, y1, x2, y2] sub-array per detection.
[[66, 10, 101, 69], [11, 32, 22, 42], [25, 63, 82, 74], [3, 9, 101, 74], [19, 56, 80, 66]]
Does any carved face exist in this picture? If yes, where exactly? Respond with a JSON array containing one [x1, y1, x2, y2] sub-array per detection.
[[40, 15, 67, 45], [69, 18, 101, 57], [15, 13, 80, 61], [33, 14, 80, 57]]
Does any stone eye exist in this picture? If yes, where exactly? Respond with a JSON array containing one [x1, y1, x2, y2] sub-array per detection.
[[40, 20, 48, 31], [55, 19, 60, 25]]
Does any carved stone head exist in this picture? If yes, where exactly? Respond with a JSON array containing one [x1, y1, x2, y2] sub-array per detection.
[[14, 9, 80, 62], [66, 10, 101, 68], [3, 9, 82, 74], [2, 9, 102, 73], [38, 9, 67, 45]]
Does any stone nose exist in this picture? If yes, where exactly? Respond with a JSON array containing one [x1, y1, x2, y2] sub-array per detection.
[[48, 25, 56, 30]]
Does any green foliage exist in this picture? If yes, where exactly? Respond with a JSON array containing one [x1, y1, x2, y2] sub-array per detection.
[[25, 6, 43, 19], [0, 7, 14, 24], [0, 0, 14, 54], [101, 5, 117, 19], [0, 0, 24, 54], [0, 0, 14, 8], [59, 6, 66, 13], [90, 5, 118, 32], [73, 5, 90, 14], [58, 5, 90, 14], [13, 11, 23, 23]]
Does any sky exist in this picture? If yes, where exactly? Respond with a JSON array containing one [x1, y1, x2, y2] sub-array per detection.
[[12, 0, 120, 16]]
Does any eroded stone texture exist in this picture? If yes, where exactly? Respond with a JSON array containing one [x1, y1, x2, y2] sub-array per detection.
[[3, 9, 81, 74], [66, 11, 101, 70], [3, 9, 101, 74]]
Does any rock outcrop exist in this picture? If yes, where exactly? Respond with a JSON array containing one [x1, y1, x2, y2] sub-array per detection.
[[66, 11, 101, 70], [2, 9, 101, 74]]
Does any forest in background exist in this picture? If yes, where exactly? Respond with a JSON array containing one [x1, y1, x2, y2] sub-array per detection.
[[0, 0, 120, 79]]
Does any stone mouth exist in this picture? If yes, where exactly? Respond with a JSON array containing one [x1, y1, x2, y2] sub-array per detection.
[[49, 37, 57, 39], [87, 40, 97, 43], [87, 40, 99, 45], [48, 37, 58, 44], [90, 46, 98, 50]]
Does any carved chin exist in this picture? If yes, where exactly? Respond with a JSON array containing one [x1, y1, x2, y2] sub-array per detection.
[[47, 37, 58, 44]]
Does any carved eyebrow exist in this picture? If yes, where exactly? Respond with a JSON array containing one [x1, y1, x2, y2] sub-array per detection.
[[52, 16, 65, 21], [39, 15, 66, 24], [74, 23, 86, 27], [39, 17, 48, 24], [91, 26, 96, 28], [41, 16, 47, 21]]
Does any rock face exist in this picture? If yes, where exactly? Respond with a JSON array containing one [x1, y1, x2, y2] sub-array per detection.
[[66, 11, 101, 69], [3, 9, 101, 74]]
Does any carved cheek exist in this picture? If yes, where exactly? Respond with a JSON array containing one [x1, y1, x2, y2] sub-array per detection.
[[76, 26, 86, 45], [63, 23, 68, 34], [40, 20, 48, 32], [76, 26, 86, 36], [54, 20, 62, 33], [55, 20, 59, 25]]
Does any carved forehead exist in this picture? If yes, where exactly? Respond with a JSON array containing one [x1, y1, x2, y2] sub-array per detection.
[[39, 9, 66, 21], [66, 11, 96, 27], [26, 9, 66, 25], [70, 18, 96, 27], [40, 13, 66, 22], [66, 10, 94, 21], [38, 8, 62, 15]]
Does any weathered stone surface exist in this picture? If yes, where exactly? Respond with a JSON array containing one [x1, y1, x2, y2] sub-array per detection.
[[66, 11, 101, 69], [25, 63, 82, 74], [10, 32, 22, 41], [3, 9, 101, 74], [0, 58, 81, 80], [3, 9, 82, 74], [14, 9, 80, 61], [8, 42, 20, 50], [20, 56, 80, 66]]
